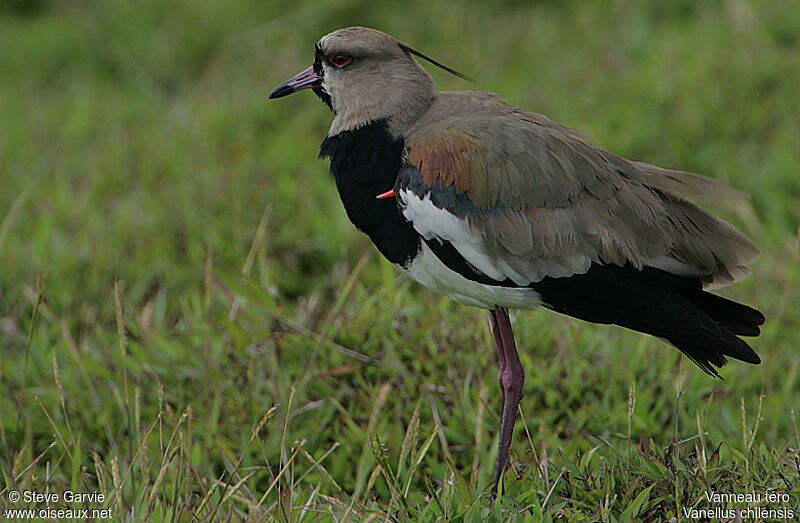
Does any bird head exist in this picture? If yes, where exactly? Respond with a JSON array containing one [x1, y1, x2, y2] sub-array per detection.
[[270, 27, 470, 135]]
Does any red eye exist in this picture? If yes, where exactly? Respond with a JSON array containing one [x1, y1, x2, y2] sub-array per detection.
[[328, 54, 353, 68]]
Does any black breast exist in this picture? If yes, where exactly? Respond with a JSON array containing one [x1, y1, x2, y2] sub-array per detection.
[[318, 119, 421, 266]]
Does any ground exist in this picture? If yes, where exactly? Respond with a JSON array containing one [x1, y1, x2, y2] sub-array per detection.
[[1, 0, 799, 521]]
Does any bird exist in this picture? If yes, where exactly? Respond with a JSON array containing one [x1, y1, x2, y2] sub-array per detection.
[[269, 26, 765, 499]]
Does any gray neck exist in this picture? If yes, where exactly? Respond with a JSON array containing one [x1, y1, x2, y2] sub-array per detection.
[[328, 93, 434, 137]]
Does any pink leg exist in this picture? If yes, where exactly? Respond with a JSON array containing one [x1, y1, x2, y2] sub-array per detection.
[[488, 307, 525, 500]]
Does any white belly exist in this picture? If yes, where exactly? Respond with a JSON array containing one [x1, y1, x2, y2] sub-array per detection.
[[396, 242, 542, 309]]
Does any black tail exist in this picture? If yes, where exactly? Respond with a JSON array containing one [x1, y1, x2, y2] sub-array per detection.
[[531, 263, 764, 377], [633, 292, 761, 377], [678, 288, 765, 337]]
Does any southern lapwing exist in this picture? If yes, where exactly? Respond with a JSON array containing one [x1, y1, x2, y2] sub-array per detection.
[[269, 27, 765, 498]]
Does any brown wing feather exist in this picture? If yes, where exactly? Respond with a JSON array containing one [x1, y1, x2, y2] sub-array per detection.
[[402, 92, 759, 287]]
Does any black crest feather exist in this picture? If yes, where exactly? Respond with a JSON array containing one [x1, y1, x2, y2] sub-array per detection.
[[398, 42, 474, 82]]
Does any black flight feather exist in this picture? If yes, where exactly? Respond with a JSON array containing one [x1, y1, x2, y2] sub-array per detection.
[[528, 263, 763, 377]]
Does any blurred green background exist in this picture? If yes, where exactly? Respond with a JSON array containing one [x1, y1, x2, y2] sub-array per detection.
[[1, 0, 798, 520]]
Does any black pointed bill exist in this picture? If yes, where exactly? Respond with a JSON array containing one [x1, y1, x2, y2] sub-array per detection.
[[269, 65, 321, 99]]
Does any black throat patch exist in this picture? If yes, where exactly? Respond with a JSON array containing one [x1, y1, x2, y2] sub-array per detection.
[[319, 119, 421, 266], [312, 44, 333, 111]]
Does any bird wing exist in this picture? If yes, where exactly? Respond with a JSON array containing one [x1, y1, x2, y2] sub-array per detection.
[[398, 92, 759, 288]]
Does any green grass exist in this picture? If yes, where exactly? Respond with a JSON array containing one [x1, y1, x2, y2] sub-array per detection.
[[1, 0, 799, 520]]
